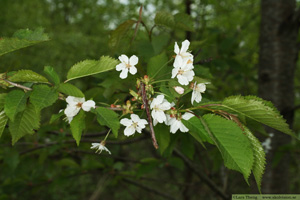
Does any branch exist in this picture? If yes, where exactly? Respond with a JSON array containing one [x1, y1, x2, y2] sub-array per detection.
[[173, 149, 230, 200], [2, 79, 32, 91]]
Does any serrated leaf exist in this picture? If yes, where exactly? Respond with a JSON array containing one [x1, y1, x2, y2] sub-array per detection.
[[58, 83, 84, 98], [4, 90, 29, 121], [182, 116, 214, 146], [0, 110, 8, 138], [147, 52, 168, 79], [109, 20, 136, 50], [0, 93, 7, 109], [8, 70, 48, 83], [211, 96, 295, 137], [174, 13, 195, 32], [44, 66, 60, 85], [202, 114, 254, 182], [66, 56, 119, 82], [95, 107, 120, 138], [154, 11, 175, 29], [70, 110, 85, 146], [9, 104, 40, 145], [243, 126, 266, 193], [0, 28, 49, 56], [154, 123, 170, 154], [30, 84, 58, 111]]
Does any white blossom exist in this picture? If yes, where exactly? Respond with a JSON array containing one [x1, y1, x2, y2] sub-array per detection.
[[150, 95, 172, 125], [173, 86, 185, 94], [166, 113, 194, 134], [171, 56, 195, 85], [116, 54, 138, 79], [91, 142, 111, 154], [64, 96, 95, 123], [174, 39, 193, 62], [120, 114, 148, 136], [191, 82, 206, 105]]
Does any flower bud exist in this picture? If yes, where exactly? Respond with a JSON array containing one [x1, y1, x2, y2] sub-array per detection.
[[173, 86, 184, 94]]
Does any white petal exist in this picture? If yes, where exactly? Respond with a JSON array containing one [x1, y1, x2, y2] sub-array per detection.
[[90, 143, 100, 149], [119, 54, 129, 64], [82, 100, 96, 111], [173, 56, 183, 68], [174, 86, 184, 94], [120, 118, 132, 126], [155, 95, 165, 105], [152, 110, 166, 123], [191, 90, 196, 105], [182, 112, 194, 120], [119, 68, 129, 79], [170, 120, 181, 133], [116, 63, 126, 71], [66, 96, 84, 105], [197, 83, 206, 93], [179, 123, 189, 132], [124, 126, 135, 136], [171, 68, 179, 79], [195, 92, 202, 103], [129, 66, 137, 75], [177, 75, 189, 85], [129, 55, 138, 66], [184, 70, 195, 82], [160, 102, 171, 111], [64, 105, 80, 117], [174, 42, 180, 54], [153, 119, 158, 126], [136, 126, 142, 133], [181, 40, 190, 53], [138, 119, 148, 126], [130, 114, 140, 122]]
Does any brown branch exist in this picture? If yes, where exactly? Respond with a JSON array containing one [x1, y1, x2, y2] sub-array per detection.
[[2, 79, 32, 91]]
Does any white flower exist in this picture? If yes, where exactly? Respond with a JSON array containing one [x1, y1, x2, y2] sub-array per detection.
[[150, 95, 172, 125], [166, 112, 194, 134], [116, 54, 138, 79], [120, 114, 148, 136], [64, 96, 95, 123], [171, 56, 195, 85], [191, 82, 206, 104], [173, 86, 185, 94], [174, 39, 193, 62], [91, 142, 111, 154]]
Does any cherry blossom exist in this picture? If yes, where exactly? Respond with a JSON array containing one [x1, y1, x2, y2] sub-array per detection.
[[174, 39, 193, 62], [91, 142, 111, 154], [191, 82, 206, 104], [116, 54, 138, 79], [120, 114, 148, 136], [171, 56, 195, 85], [150, 95, 172, 125], [166, 113, 194, 134]]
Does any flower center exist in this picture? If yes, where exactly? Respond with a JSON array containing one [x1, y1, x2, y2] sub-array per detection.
[[76, 102, 83, 108], [187, 59, 193, 64], [178, 69, 184, 75], [132, 122, 138, 128], [126, 63, 131, 68]]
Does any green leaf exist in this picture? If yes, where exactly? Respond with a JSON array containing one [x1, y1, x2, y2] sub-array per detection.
[[147, 52, 168, 79], [9, 104, 40, 145], [202, 114, 254, 182], [174, 13, 195, 32], [0, 28, 49, 56], [58, 83, 84, 98], [182, 116, 214, 146], [109, 19, 136, 50], [180, 134, 195, 160], [8, 70, 48, 83], [0, 110, 8, 138], [95, 107, 120, 138], [0, 93, 7, 109], [70, 110, 85, 146], [154, 11, 175, 29], [49, 111, 64, 124], [154, 123, 170, 154], [4, 90, 29, 121], [44, 66, 60, 85], [30, 84, 58, 111], [66, 56, 119, 82], [212, 95, 295, 137], [244, 126, 266, 193]]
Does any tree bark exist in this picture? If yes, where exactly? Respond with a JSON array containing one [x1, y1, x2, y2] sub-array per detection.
[[258, 0, 299, 193]]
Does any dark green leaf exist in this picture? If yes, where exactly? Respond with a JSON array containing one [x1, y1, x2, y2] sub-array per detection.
[[44, 66, 60, 85], [0, 110, 8, 138], [70, 110, 85, 146], [154, 11, 175, 29], [30, 84, 58, 111], [95, 107, 120, 138], [8, 70, 48, 83], [4, 90, 29, 121]]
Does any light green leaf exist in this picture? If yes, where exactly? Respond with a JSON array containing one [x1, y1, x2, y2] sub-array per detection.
[[154, 123, 170, 154], [244, 126, 266, 193], [4, 90, 29, 121], [174, 13, 195, 32], [30, 84, 58, 111], [95, 107, 120, 138], [0, 28, 49, 56], [9, 104, 40, 145], [0, 93, 7, 109], [8, 70, 48, 83], [70, 110, 85, 146], [211, 95, 295, 137], [0, 110, 8, 138], [154, 11, 175, 29], [44, 66, 60, 85], [66, 56, 119, 82], [203, 114, 254, 182], [147, 52, 168, 79], [58, 83, 84, 98], [109, 20, 136, 50]]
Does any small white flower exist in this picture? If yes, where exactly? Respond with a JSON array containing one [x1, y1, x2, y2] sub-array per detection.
[[166, 112, 194, 134], [91, 142, 111, 154], [173, 86, 185, 94], [120, 114, 148, 136], [64, 96, 96, 123], [150, 95, 172, 125], [116, 54, 138, 79], [174, 39, 193, 62], [171, 56, 195, 85], [191, 82, 206, 104]]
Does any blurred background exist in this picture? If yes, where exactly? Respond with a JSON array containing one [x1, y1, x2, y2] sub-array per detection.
[[0, 0, 299, 199]]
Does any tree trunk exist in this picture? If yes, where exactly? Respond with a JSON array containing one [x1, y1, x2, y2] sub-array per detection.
[[258, 0, 299, 193]]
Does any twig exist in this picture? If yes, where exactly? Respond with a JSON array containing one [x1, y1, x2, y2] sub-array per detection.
[[2, 79, 32, 91], [131, 5, 143, 44]]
